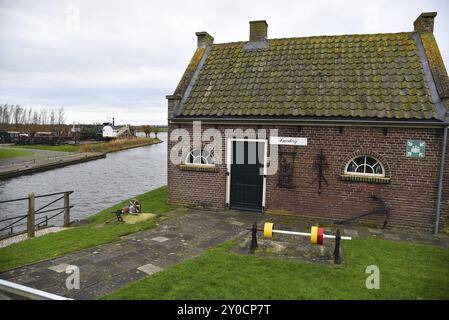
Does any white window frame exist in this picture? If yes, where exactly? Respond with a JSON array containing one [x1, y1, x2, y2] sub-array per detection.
[[184, 148, 215, 166], [344, 155, 385, 177], [226, 138, 268, 210]]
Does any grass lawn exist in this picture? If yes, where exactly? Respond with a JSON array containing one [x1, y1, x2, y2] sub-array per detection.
[[0, 186, 171, 272], [0, 149, 34, 158], [103, 238, 449, 300], [13, 144, 80, 152]]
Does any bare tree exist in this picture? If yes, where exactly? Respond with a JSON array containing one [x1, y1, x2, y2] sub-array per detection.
[[32, 110, 39, 124], [57, 107, 66, 125], [153, 126, 162, 139], [8, 105, 14, 124], [13, 105, 22, 124], [1, 104, 8, 124], [40, 108, 48, 125], [0, 104, 67, 127], [141, 125, 153, 137], [50, 109, 56, 125], [0, 105, 4, 123], [2, 104, 11, 124], [20, 107, 28, 124], [0, 105, 5, 124], [27, 108, 32, 124]]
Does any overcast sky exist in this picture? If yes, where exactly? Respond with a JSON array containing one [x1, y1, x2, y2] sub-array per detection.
[[1, 0, 448, 125]]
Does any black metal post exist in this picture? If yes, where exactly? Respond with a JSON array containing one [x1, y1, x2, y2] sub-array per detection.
[[249, 222, 258, 253], [333, 229, 341, 264]]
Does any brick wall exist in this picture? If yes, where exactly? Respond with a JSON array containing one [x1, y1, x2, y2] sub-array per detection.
[[249, 21, 268, 42], [167, 123, 449, 231]]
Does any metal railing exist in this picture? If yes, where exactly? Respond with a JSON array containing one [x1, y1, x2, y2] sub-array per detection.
[[0, 279, 72, 300], [0, 191, 74, 237]]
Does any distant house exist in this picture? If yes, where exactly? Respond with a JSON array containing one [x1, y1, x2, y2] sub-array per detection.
[[3, 131, 30, 144], [166, 13, 449, 232], [0, 131, 12, 143], [32, 132, 63, 145], [102, 122, 132, 139], [134, 131, 146, 138]]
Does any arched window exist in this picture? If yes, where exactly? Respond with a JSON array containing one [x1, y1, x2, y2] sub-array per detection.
[[185, 149, 214, 165], [345, 155, 384, 177]]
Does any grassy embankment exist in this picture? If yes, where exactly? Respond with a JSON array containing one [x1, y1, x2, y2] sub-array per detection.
[[0, 186, 171, 272], [0, 149, 34, 158], [80, 137, 161, 153], [13, 145, 80, 152], [103, 237, 449, 300], [11, 138, 160, 154]]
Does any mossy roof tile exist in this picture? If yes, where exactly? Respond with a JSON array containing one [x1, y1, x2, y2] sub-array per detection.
[[179, 32, 438, 120]]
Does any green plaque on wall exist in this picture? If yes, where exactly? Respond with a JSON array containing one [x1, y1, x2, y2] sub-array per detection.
[[406, 140, 425, 158]]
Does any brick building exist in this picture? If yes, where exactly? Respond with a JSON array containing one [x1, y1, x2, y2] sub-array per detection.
[[166, 13, 449, 232]]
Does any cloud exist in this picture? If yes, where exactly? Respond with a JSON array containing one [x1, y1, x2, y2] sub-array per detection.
[[1, 0, 448, 125]]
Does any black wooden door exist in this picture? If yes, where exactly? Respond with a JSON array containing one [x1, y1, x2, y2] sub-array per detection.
[[230, 141, 264, 212]]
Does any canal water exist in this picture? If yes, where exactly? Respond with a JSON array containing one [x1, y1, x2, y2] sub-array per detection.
[[0, 133, 167, 234]]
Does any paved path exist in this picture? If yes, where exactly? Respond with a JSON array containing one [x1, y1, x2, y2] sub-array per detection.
[[1, 208, 448, 300], [0, 227, 67, 249], [0, 208, 265, 299], [0, 146, 70, 166]]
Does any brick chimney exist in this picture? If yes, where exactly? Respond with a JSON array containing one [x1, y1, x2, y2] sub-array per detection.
[[249, 20, 268, 42], [196, 31, 214, 48], [166, 94, 181, 119], [414, 12, 437, 33]]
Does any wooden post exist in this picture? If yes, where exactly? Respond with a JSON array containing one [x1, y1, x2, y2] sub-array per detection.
[[64, 192, 70, 227], [27, 193, 35, 238]]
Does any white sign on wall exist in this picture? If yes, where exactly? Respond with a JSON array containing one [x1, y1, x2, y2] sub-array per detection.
[[269, 136, 308, 146]]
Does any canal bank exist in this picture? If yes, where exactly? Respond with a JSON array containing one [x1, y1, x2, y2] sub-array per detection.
[[0, 186, 171, 272], [0, 152, 105, 180], [0, 138, 161, 180], [78, 137, 161, 154], [0, 133, 168, 232]]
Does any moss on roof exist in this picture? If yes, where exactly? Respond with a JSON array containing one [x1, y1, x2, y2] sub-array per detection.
[[178, 32, 439, 120], [174, 47, 206, 97], [420, 33, 449, 99]]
